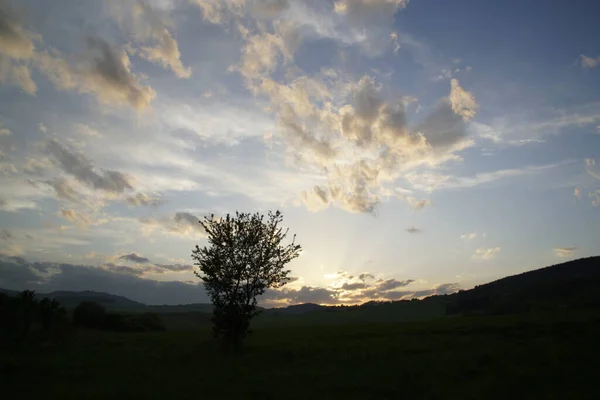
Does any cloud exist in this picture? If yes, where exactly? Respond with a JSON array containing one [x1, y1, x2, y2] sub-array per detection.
[[101, 263, 146, 276], [35, 37, 156, 111], [406, 196, 431, 210], [0, 5, 38, 93], [580, 54, 600, 69], [405, 226, 421, 234], [7, 63, 37, 94], [111, 1, 191, 79], [45, 139, 133, 194], [73, 123, 100, 137], [0, 228, 12, 241], [140, 211, 207, 238], [341, 282, 367, 290], [332, 0, 409, 52], [407, 161, 569, 192], [289, 75, 477, 214], [588, 169, 600, 181], [59, 208, 93, 227], [0, 255, 209, 305], [460, 232, 478, 240], [554, 247, 578, 258], [23, 158, 49, 176], [0, 6, 36, 60], [155, 263, 194, 273], [265, 285, 341, 305], [263, 272, 416, 306], [44, 178, 81, 203], [190, 0, 246, 24], [376, 278, 414, 291], [301, 186, 331, 212], [98, 261, 194, 276], [191, 1, 475, 214], [358, 273, 375, 281], [125, 192, 164, 207], [590, 190, 600, 206], [251, 0, 290, 18], [472, 247, 500, 260], [118, 253, 151, 264], [449, 79, 478, 121], [432, 283, 461, 295], [0, 163, 17, 175]]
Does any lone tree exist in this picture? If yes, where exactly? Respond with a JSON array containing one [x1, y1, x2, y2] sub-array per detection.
[[192, 210, 301, 348]]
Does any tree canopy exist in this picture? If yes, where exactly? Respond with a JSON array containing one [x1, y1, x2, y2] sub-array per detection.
[[192, 210, 301, 347]]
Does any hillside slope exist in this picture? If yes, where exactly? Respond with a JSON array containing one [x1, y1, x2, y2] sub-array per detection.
[[447, 256, 600, 314]]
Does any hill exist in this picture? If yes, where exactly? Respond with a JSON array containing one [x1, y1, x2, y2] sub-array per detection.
[[45, 290, 147, 311], [446, 256, 600, 314]]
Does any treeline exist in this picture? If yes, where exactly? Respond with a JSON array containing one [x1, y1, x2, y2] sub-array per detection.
[[72, 301, 166, 332], [0, 290, 68, 344], [1, 291, 166, 348]]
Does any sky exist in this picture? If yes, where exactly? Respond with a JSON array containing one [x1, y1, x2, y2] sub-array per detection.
[[1, 0, 599, 307]]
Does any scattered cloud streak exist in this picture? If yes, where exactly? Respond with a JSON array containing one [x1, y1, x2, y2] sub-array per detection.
[[554, 247, 578, 258], [472, 247, 500, 260], [118, 253, 151, 264], [580, 54, 600, 69]]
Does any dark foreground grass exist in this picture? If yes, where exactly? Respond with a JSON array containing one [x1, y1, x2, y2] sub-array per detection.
[[3, 310, 600, 399]]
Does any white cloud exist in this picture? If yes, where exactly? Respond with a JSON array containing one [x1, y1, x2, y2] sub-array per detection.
[[580, 54, 600, 69], [110, 1, 191, 79], [460, 232, 478, 240], [449, 78, 478, 121], [472, 247, 500, 260]]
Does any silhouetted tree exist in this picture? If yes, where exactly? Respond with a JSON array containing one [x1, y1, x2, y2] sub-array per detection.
[[192, 210, 301, 349], [15, 290, 37, 338], [38, 297, 67, 330]]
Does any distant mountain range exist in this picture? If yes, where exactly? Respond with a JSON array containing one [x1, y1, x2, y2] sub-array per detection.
[[2, 256, 600, 317], [0, 288, 214, 314]]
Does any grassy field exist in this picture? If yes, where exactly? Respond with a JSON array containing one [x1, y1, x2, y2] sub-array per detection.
[[3, 309, 600, 399]]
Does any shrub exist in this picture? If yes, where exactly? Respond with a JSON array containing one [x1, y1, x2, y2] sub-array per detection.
[[72, 301, 106, 329], [137, 312, 166, 331]]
